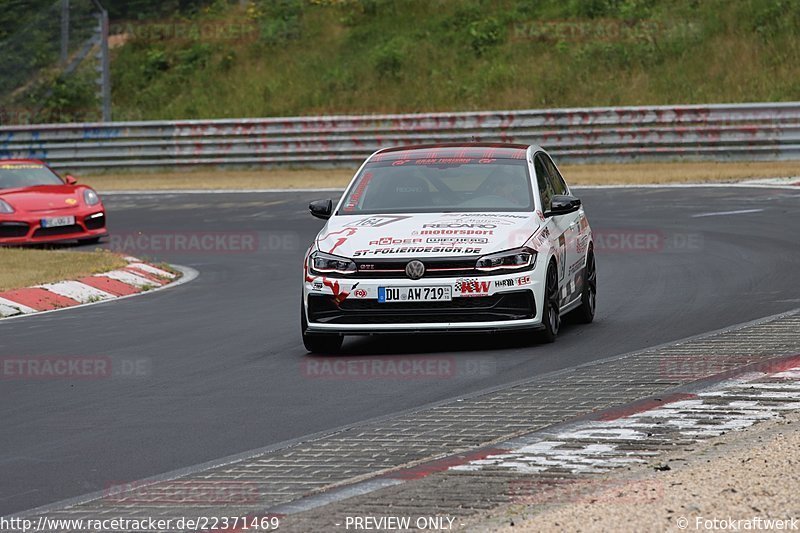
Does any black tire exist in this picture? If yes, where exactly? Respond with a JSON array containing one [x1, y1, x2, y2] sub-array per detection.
[[572, 249, 597, 324], [301, 300, 343, 354], [539, 262, 560, 343]]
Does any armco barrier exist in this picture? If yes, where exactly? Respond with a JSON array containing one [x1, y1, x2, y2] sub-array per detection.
[[1, 102, 799, 170]]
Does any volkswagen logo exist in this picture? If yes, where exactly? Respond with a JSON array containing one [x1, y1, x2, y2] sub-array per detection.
[[405, 260, 425, 280]]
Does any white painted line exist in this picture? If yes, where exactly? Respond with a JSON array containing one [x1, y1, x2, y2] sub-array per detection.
[[101, 270, 158, 288], [0, 303, 23, 317], [37, 281, 116, 304], [0, 297, 37, 315], [691, 208, 765, 218], [126, 262, 177, 279]]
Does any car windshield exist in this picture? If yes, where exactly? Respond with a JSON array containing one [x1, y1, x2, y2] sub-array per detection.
[[339, 159, 534, 214], [0, 163, 64, 189]]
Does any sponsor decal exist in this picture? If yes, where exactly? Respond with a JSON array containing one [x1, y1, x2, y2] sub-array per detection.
[[312, 281, 323, 291], [65, 198, 78, 205], [352, 288, 368, 298], [579, 214, 589, 232], [576, 234, 589, 254], [418, 229, 494, 235], [412, 157, 473, 165], [353, 246, 482, 257], [495, 278, 515, 288], [426, 237, 489, 244], [345, 215, 412, 228], [368, 237, 423, 246], [423, 223, 497, 229], [342, 171, 373, 211], [515, 275, 531, 285], [568, 258, 584, 276], [439, 213, 529, 219], [455, 278, 491, 297]]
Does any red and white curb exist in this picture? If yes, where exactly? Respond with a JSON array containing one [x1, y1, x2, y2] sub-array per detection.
[[450, 359, 800, 475], [0, 256, 193, 319]]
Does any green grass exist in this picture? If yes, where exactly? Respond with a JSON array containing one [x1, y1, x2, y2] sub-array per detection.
[[41, 0, 800, 120]]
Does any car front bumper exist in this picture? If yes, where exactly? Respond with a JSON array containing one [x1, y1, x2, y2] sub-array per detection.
[[303, 268, 545, 335], [0, 209, 107, 245]]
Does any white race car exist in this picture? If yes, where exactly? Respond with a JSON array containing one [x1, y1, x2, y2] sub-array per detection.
[[301, 143, 596, 353]]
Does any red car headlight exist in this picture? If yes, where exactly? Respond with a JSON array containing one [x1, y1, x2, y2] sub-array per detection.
[[83, 189, 101, 206]]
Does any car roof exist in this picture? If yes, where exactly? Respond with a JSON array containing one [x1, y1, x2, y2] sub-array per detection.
[[370, 143, 543, 162]]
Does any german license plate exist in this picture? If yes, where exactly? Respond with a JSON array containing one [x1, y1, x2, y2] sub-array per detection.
[[378, 286, 452, 303], [41, 216, 75, 228]]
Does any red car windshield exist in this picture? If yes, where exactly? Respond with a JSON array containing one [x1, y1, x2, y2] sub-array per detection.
[[0, 163, 64, 189], [339, 158, 534, 214]]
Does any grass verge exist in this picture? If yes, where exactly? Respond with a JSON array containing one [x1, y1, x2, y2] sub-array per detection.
[[0, 248, 127, 292], [80, 161, 800, 191]]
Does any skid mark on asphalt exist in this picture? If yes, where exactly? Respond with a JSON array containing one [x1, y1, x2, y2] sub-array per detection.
[[691, 208, 765, 218]]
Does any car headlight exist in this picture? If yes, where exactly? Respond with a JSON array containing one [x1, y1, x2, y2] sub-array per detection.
[[476, 247, 536, 272], [309, 251, 357, 276], [84, 189, 100, 206], [0, 199, 14, 214]]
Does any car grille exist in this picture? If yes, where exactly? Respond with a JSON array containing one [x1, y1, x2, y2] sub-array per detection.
[[308, 290, 535, 325], [0, 222, 29, 238], [355, 257, 481, 278], [32, 224, 84, 238]]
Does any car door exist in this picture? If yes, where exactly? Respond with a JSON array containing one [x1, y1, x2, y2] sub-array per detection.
[[534, 153, 569, 297], [543, 154, 583, 302]]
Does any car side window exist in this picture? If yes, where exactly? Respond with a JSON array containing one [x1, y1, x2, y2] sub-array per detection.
[[534, 154, 554, 212], [543, 155, 568, 195]]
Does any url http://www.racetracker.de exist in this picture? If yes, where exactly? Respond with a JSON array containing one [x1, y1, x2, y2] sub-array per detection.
[[0, 515, 281, 532]]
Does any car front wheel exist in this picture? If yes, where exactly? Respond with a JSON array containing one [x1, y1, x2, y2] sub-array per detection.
[[539, 263, 560, 343], [572, 249, 596, 324]]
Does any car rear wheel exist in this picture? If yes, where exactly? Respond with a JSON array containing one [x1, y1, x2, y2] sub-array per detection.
[[539, 262, 560, 343], [572, 249, 596, 324], [301, 300, 343, 354]]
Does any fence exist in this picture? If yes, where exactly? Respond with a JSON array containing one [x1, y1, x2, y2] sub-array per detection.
[[0, 0, 109, 124], [0, 102, 798, 170]]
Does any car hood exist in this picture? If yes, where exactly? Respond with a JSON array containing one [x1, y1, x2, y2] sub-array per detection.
[[0, 185, 83, 212], [317, 212, 541, 259]]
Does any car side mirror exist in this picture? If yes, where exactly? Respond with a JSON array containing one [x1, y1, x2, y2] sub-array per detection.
[[309, 199, 333, 220], [65, 175, 78, 185], [546, 194, 581, 217]]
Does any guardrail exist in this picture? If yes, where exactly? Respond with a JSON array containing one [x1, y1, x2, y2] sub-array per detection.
[[1, 102, 799, 170]]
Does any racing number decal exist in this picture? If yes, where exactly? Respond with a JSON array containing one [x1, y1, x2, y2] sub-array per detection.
[[557, 234, 567, 280]]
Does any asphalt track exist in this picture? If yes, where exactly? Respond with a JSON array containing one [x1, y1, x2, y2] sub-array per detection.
[[1, 186, 799, 516]]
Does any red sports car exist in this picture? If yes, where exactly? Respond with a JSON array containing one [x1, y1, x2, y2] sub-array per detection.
[[0, 159, 108, 245]]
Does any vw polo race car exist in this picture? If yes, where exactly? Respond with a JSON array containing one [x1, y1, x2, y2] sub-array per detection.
[[301, 143, 596, 353], [0, 159, 107, 245]]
